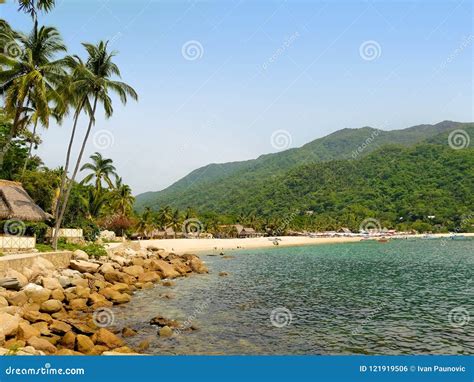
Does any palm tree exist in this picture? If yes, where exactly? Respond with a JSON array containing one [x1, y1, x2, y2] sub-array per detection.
[[156, 205, 173, 230], [79, 187, 107, 219], [52, 41, 137, 249], [112, 178, 134, 216], [17, 0, 56, 25], [0, 25, 66, 157], [80, 152, 117, 191]]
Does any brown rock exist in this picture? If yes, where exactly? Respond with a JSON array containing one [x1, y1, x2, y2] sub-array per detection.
[[40, 299, 63, 314], [91, 328, 125, 349], [104, 271, 135, 285], [5, 270, 28, 287], [122, 265, 144, 278], [88, 345, 109, 355], [219, 272, 229, 277], [189, 257, 209, 274], [162, 280, 175, 287], [41, 277, 63, 290], [122, 327, 137, 337], [49, 320, 72, 335], [76, 334, 94, 353], [151, 260, 180, 279], [0, 312, 20, 336], [170, 258, 191, 274], [0, 295, 8, 307], [59, 331, 76, 350], [17, 322, 41, 340], [99, 288, 131, 304], [69, 298, 88, 311], [6, 291, 28, 306], [110, 283, 130, 294], [149, 315, 180, 328], [137, 271, 160, 283], [31, 322, 51, 336], [159, 326, 173, 337], [70, 260, 100, 274], [23, 310, 52, 324], [51, 289, 65, 301], [27, 336, 57, 354]]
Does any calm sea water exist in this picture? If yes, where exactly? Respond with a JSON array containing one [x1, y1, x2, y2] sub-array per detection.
[[112, 239, 474, 355]]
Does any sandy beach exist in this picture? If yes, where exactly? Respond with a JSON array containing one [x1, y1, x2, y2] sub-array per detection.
[[132, 236, 366, 253], [107, 234, 474, 254]]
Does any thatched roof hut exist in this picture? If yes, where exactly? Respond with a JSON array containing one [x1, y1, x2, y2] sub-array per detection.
[[0, 180, 51, 221]]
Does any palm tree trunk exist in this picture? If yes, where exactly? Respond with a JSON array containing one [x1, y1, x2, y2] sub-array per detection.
[[54, 106, 82, 219], [52, 96, 98, 249], [21, 119, 39, 177]]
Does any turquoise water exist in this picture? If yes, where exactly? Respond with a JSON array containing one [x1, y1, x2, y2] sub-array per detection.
[[112, 239, 474, 355]]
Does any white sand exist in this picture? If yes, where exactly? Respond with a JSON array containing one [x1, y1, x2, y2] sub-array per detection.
[[134, 236, 362, 254], [108, 233, 473, 255]]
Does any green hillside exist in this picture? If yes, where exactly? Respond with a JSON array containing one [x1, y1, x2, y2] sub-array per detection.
[[135, 121, 473, 216]]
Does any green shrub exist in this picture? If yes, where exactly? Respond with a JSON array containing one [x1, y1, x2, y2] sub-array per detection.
[[82, 243, 107, 258]]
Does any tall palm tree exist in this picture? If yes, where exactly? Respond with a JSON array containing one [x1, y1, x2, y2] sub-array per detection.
[[79, 187, 107, 219], [17, 0, 56, 25], [52, 41, 137, 249], [80, 152, 117, 191], [0, 25, 66, 156], [156, 205, 173, 230], [112, 178, 134, 216]]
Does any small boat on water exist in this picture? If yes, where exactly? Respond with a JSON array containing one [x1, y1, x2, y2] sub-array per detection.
[[378, 237, 390, 243]]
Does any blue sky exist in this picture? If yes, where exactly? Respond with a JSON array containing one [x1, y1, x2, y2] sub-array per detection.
[[2, 0, 472, 194]]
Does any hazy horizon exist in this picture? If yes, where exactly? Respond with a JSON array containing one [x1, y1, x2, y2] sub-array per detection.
[[2, 0, 472, 194]]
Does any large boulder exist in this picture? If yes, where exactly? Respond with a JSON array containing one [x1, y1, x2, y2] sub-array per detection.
[[98, 263, 116, 274], [0, 312, 20, 336], [109, 255, 126, 266], [137, 271, 160, 283], [99, 288, 131, 304], [100, 230, 116, 241], [73, 249, 89, 261], [103, 271, 135, 285], [23, 310, 53, 324], [30, 257, 55, 278], [5, 270, 28, 288], [150, 260, 180, 279], [170, 258, 191, 274], [49, 320, 72, 335], [76, 334, 95, 353], [24, 284, 51, 304], [6, 291, 27, 306], [189, 257, 209, 274], [91, 328, 125, 349], [40, 299, 63, 314], [41, 277, 63, 291], [122, 265, 144, 278], [27, 336, 57, 354], [70, 260, 100, 274], [0, 277, 21, 291], [60, 332, 76, 350], [17, 322, 41, 340]]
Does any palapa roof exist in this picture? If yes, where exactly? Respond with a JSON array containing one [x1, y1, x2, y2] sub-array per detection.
[[0, 180, 52, 222]]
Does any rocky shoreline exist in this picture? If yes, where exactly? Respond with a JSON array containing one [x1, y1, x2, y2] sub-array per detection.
[[0, 245, 208, 355]]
